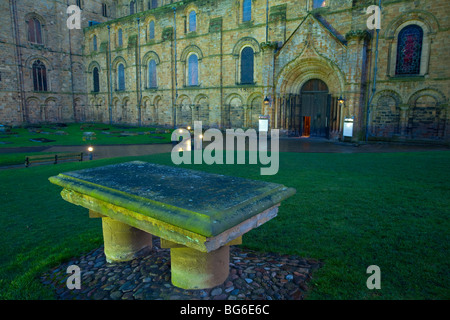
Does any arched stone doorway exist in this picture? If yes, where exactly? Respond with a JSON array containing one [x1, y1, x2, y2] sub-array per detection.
[[299, 79, 330, 138]]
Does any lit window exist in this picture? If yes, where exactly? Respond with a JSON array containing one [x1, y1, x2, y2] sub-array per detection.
[[148, 60, 157, 88], [241, 47, 254, 84], [188, 54, 198, 86], [189, 11, 196, 32], [313, 0, 327, 9], [243, 0, 252, 22], [395, 25, 423, 76], [32, 60, 47, 92]]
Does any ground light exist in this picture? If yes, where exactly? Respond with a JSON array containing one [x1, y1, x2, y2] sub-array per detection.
[[87, 146, 94, 160]]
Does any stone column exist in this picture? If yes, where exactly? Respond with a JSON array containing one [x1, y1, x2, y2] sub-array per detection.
[[161, 237, 241, 289], [101, 216, 152, 263], [399, 104, 410, 137], [345, 30, 371, 141]]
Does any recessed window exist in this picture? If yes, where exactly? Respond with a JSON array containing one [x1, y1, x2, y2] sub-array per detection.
[[243, 0, 252, 22], [118, 29, 123, 47], [395, 25, 423, 76], [93, 67, 100, 92], [32, 60, 47, 92], [118, 63, 125, 91], [189, 11, 197, 32], [102, 3, 108, 17], [240, 47, 254, 84], [188, 54, 198, 86], [130, 1, 135, 15], [149, 0, 158, 9], [28, 18, 43, 44], [313, 0, 327, 9], [148, 59, 157, 88], [149, 21, 155, 40], [93, 35, 97, 51]]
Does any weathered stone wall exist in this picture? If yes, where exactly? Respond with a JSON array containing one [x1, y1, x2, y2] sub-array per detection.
[[1, 0, 448, 142], [0, 0, 114, 125]]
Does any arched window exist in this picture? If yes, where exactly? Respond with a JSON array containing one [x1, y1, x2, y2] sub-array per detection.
[[28, 18, 42, 44], [93, 35, 97, 51], [118, 63, 125, 91], [243, 0, 252, 22], [188, 54, 198, 86], [149, 21, 155, 40], [93, 67, 99, 92], [148, 59, 157, 88], [240, 47, 254, 84], [32, 60, 47, 92], [189, 11, 197, 32], [118, 29, 123, 46], [395, 25, 423, 76], [130, 1, 135, 15]]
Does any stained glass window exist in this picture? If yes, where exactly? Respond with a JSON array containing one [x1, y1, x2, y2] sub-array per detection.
[[32, 60, 47, 92], [118, 63, 125, 91], [188, 54, 198, 86], [241, 47, 254, 84], [243, 0, 252, 22], [148, 60, 157, 88], [395, 25, 423, 75]]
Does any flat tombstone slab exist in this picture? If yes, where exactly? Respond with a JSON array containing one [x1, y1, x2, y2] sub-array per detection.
[[49, 161, 296, 252]]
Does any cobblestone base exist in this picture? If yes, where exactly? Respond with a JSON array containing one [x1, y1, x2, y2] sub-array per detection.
[[41, 238, 321, 300]]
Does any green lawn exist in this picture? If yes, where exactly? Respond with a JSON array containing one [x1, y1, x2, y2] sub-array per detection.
[[1, 151, 449, 299], [0, 123, 171, 148]]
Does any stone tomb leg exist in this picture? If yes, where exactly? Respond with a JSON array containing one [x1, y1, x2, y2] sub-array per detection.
[[49, 161, 296, 290], [160, 237, 242, 289], [90, 210, 153, 263]]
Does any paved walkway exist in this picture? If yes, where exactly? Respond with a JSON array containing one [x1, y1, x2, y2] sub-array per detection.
[[1, 137, 448, 161]]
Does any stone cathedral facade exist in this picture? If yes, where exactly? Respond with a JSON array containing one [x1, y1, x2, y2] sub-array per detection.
[[1, 0, 449, 142]]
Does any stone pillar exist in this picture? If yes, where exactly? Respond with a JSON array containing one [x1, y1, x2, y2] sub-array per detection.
[[101, 217, 152, 263], [161, 237, 241, 289], [170, 246, 230, 290], [399, 104, 410, 137], [345, 30, 371, 141]]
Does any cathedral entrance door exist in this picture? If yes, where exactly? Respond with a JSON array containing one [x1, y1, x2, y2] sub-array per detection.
[[299, 79, 331, 138]]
